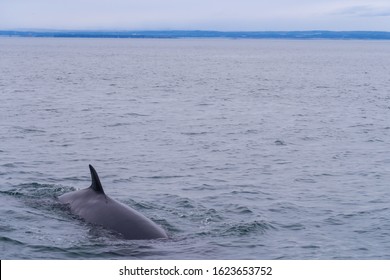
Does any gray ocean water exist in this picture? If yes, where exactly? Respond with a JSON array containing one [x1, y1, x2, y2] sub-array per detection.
[[1, 38, 390, 259]]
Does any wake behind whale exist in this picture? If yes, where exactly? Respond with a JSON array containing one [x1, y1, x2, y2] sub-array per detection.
[[58, 165, 168, 240]]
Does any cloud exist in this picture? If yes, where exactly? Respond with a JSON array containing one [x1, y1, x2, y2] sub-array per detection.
[[335, 5, 390, 17]]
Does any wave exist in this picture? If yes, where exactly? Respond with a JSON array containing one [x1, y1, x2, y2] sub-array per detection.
[[0, 182, 72, 199], [222, 220, 276, 236]]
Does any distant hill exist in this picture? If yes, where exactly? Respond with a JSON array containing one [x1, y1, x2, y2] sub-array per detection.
[[1, 30, 390, 39]]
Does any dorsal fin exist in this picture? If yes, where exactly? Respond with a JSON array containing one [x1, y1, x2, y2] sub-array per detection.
[[89, 164, 105, 194]]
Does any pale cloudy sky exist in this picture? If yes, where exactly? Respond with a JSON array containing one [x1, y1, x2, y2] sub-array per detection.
[[1, 0, 390, 31]]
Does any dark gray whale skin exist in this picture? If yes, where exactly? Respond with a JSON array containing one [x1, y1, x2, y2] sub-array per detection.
[[58, 165, 168, 240]]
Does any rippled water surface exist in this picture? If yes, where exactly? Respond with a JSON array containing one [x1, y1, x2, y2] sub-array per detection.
[[1, 38, 390, 259]]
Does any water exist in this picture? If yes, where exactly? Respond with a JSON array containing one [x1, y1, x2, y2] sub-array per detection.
[[1, 38, 390, 259]]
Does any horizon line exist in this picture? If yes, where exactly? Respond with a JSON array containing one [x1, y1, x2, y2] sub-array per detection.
[[2, 28, 390, 32], [2, 29, 390, 40]]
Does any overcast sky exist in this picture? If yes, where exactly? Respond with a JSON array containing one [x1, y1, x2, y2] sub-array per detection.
[[1, 0, 390, 31]]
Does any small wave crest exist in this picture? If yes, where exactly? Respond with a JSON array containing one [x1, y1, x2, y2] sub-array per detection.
[[0, 183, 73, 199], [0, 236, 25, 246], [222, 220, 276, 236]]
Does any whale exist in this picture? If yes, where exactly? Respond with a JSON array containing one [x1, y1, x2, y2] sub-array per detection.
[[58, 165, 168, 240]]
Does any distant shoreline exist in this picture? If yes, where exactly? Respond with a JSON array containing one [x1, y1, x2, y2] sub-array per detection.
[[1, 30, 390, 40]]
